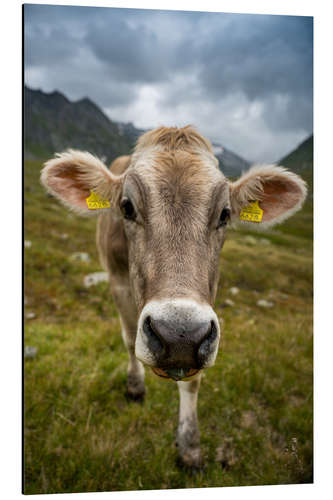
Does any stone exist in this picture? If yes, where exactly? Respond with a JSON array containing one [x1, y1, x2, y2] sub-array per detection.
[[257, 299, 274, 308], [224, 299, 235, 307], [51, 231, 69, 240], [24, 346, 38, 359], [25, 311, 36, 319], [83, 272, 109, 288], [24, 240, 32, 249], [70, 252, 91, 263], [229, 287, 240, 296]]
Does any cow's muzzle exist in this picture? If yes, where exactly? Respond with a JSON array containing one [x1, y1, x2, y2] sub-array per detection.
[[135, 299, 220, 379]]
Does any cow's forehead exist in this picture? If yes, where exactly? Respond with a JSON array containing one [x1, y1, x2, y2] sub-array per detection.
[[127, 147, 227, 203]]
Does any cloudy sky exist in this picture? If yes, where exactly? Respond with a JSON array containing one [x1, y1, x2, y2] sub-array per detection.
[[24, 4, 313, 163]]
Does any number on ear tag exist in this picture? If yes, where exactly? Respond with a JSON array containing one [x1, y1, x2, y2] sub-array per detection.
[[239, 200, 263, 223], [86, 191, 111, 210]]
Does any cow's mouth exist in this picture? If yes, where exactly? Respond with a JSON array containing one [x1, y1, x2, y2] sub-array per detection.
[[151, 367, 200, 381]]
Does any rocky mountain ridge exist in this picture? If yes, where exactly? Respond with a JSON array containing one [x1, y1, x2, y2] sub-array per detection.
[[24, 86, 250, 175]]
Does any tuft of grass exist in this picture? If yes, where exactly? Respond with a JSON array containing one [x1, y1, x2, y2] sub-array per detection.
[[24, 159, 313, 493]]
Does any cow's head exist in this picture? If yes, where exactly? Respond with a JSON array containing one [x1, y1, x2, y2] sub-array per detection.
[[41, 126, 307, 381]]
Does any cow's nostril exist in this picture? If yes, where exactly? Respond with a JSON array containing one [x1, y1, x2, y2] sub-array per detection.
[[143, 316, 165, 355], [197, 321, 218, 364]]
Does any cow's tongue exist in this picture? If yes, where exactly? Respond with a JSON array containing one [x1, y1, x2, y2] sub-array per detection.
[[152, 366, 199, 381], [165, 368, 188, 381]]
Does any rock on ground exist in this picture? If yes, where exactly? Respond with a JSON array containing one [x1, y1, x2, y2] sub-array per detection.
[[257, 299, 274, 308], [83, 272, 109, 288], [70, 252, 91, 263], [51, 231, 69, 240], [25, 311, 36, 319], [24, 346, 38, 359]]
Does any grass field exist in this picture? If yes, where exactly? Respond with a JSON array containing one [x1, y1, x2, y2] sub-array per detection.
[[24, 158, 313, 494]]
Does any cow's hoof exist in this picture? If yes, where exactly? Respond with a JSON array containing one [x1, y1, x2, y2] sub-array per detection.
[[176, 455, 204, 474], [126, 374, 145, 403], [176, 450, 203, 472], [125, 389, 145, 403]]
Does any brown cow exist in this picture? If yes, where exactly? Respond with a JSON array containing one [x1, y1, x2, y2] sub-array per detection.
[[41, 126, 307, 468]]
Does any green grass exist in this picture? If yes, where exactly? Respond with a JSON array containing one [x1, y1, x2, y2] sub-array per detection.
[[24, 159, 313, 493]]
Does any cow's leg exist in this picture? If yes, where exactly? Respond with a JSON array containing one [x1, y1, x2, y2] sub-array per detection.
[[119, 315, 145, 401], [176, 374, 202, 468], [111, 284, 145, 401]]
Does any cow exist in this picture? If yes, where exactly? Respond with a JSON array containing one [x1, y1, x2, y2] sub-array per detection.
[[41, 126, 307, 469]]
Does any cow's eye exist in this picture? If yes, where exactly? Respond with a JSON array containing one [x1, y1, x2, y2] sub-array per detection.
[[217, 207, 230, 229], [120, 198, 136, 221]]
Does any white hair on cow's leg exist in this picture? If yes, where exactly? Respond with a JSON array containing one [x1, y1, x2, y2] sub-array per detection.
[[120, 316, 145, 381], [109, 282, 146, 401], [177, 375, 202, 468]]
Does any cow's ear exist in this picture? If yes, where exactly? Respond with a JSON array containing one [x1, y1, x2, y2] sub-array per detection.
[[229, 165, 307, 229], [41, 150, 124, 215]]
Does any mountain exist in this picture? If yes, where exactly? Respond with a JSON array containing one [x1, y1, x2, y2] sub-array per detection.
[[279, 135, 313, 191], [212, 143, 250, 178], [24, 86, 250, 172], [117, 121, 146, 143], [280, 134, 313, 172], [213, 134, 314, 181], [24, 86, 144, 163], [24, 86, 313, 188]]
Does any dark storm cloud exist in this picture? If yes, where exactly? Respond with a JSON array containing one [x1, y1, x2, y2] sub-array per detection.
[[155, 13, 313, 132], [24, 4, 313, 162], [83, 8, 207, 84], [25, 22, 79, 66], [193, 14, 313, 132], [24, 5, 142, 108], [197, 14, 313, 98], [85, 18, 163, 83]]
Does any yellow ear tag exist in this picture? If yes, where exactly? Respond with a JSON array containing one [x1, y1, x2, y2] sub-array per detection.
[[239, 200, 263, 223], [86, 191, 111, 210]]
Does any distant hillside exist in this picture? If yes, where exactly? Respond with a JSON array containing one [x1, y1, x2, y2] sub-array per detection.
[[24, 86, 251, 174], [24, 86, 144, 163], [212, 143, 250, 178], [24, 86, 313, 191], [280, 135, 313, 191]]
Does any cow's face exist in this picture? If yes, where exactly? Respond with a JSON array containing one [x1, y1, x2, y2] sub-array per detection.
[[41, 127, 307, 381], [121, 148, 226, 379]]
